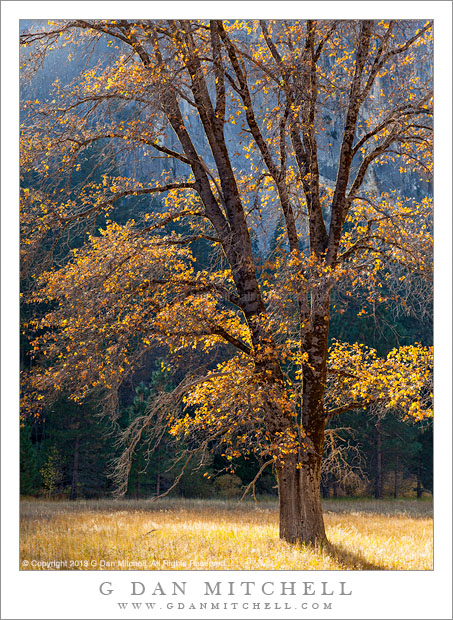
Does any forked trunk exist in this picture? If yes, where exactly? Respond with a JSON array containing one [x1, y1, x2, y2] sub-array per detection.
[[277, 452, 327, 546]]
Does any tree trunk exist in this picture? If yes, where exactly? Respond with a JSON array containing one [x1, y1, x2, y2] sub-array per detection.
[[394, 454, 399, 499], [70, 434, 79, 501], [321, 481, 330, 498], [276, 453, 327, 546], [375, 424, 383, 499], [416, 452, 423, 498], [276, 289, 330, 547], [156, 452, 161, 497]]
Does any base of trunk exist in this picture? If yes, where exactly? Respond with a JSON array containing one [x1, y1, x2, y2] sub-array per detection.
[[277, 455, 327, 546]]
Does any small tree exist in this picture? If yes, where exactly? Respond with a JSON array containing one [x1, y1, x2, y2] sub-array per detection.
[[40, 446, 63, 497]]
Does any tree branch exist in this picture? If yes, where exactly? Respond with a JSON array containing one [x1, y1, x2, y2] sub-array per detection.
[[238, 459, 274, 502]]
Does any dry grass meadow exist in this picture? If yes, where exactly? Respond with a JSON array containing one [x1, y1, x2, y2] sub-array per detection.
[[20, 497, 433, 571]]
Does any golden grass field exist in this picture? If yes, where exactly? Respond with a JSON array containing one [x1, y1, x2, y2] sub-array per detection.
[[20, 497, 433, 571]]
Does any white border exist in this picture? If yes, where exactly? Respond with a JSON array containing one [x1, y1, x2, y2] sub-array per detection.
[[2, 2, 452, 619]]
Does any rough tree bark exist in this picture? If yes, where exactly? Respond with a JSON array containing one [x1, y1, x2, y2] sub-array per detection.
[[277, 451, 326, 545]]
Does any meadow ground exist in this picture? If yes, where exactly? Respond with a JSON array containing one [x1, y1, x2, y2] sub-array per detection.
[[20, 497, 433, 571]]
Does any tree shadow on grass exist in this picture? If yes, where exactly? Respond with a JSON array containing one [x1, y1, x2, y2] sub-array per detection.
[[323, 542, 385, 570]]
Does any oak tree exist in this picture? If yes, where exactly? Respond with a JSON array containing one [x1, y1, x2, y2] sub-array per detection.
[[21, 19, 433, 545]]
